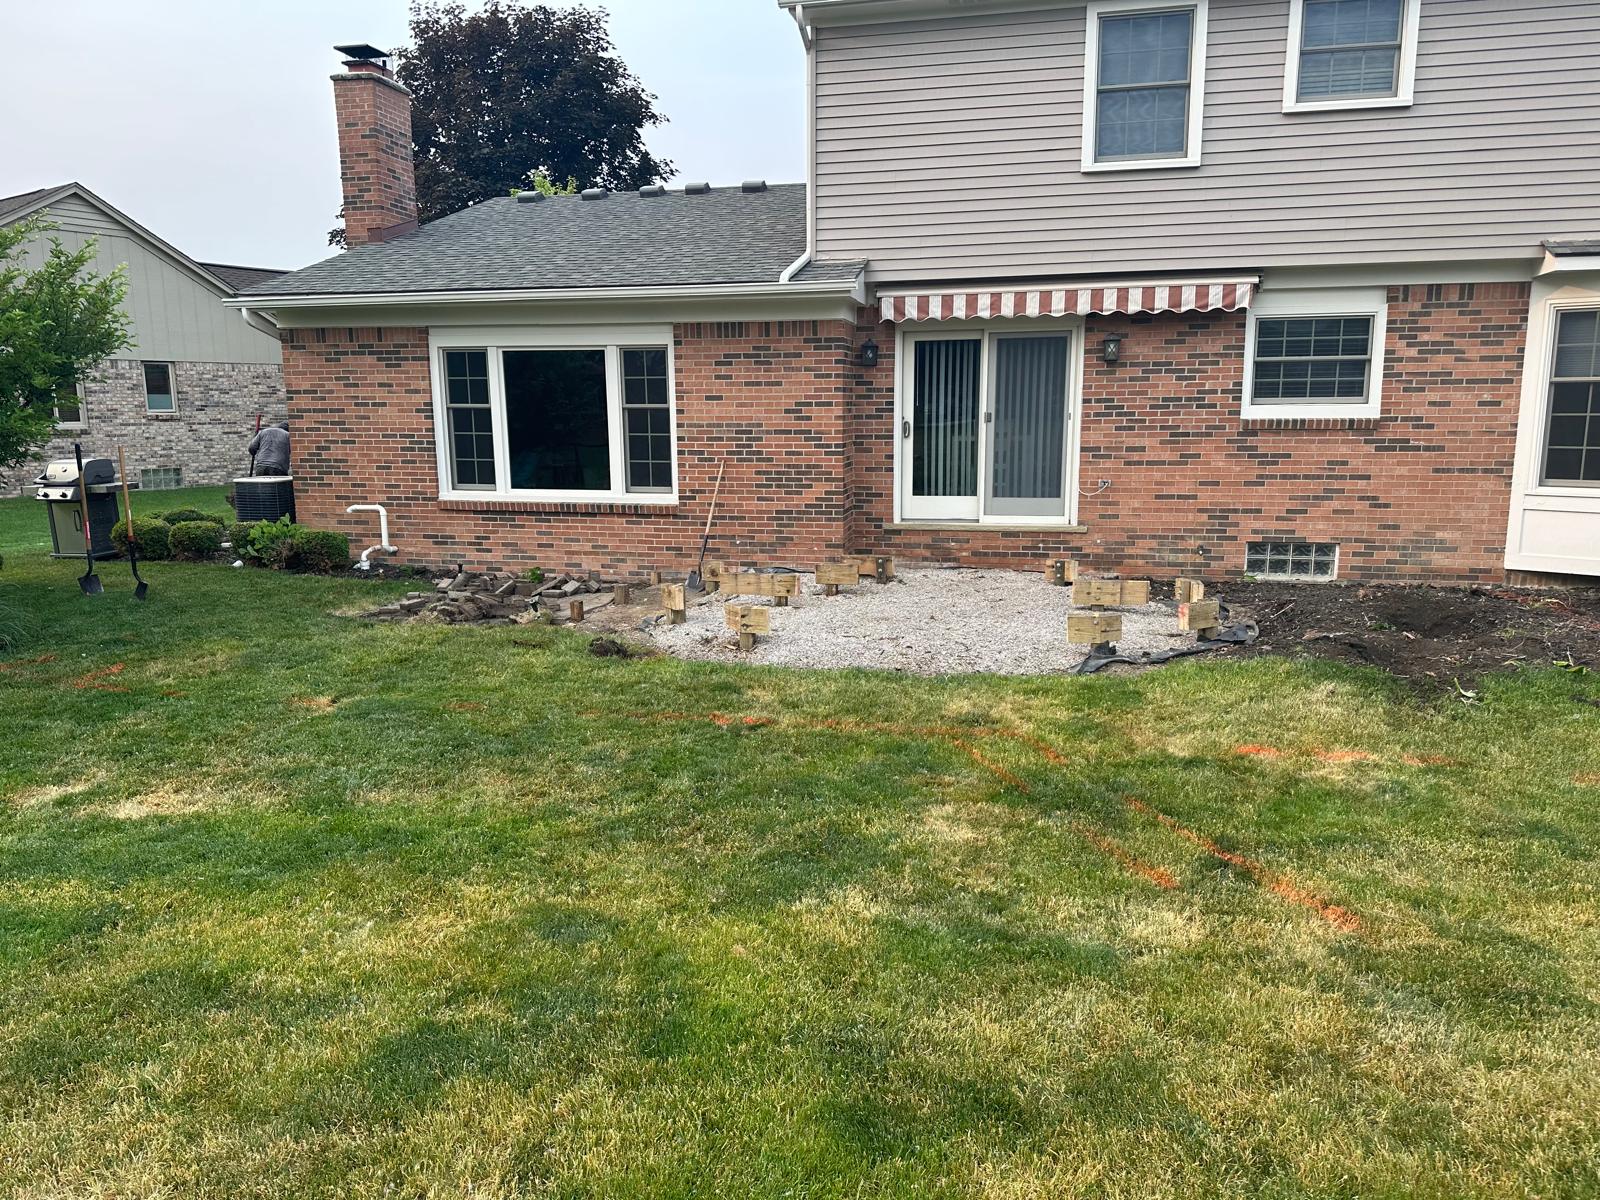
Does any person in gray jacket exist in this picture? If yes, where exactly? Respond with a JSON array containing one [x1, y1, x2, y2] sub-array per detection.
[[248, 421, 291, 476]]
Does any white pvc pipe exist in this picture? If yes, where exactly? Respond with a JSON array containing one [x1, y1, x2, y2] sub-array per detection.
[[345, 503, 397, 569]]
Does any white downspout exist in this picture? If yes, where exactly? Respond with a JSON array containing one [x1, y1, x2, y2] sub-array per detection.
[[346, 503, 397, 569], [239, 306, 279, 338], [779, 5, 817, 285]]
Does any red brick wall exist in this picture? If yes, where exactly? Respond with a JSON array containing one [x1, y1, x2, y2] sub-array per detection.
[[280, 282, 1528, 583], [332, 70, 418, 246], [280, 322, 856, 576], [849, 282, 1529, 582]]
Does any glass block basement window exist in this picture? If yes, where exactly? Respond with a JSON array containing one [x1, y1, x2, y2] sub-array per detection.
[[1247, 541, 1338, 580], [140, 466, 184, 490]]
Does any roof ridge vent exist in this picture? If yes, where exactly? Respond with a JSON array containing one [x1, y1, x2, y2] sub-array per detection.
[[741, 180, 768, 193], [639, 184, 667, 197], [515, 190, 544, 203], [683, 182, 711, 195], [580, 187, 609, 201]]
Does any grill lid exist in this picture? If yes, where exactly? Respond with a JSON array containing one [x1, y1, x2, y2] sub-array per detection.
[[36, 457, 115, 486]]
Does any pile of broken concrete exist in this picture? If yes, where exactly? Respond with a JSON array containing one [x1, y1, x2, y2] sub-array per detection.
[[363, 570, 621, 625]]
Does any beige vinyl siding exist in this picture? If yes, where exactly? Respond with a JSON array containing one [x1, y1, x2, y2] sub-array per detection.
[[11, 194, 281, 365], [812, 0, 1600, 282]]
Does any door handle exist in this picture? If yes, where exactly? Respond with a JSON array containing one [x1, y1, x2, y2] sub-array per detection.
[[984, 412, 993, 424], [902, 420, 910, 438]]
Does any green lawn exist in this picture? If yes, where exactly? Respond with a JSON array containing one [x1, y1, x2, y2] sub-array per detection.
[[1, 490, 1597, 1198]]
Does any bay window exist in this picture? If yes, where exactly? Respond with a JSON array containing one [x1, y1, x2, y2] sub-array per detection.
[[1544, 309, 1600, 486], [431, 328, 677, 502]]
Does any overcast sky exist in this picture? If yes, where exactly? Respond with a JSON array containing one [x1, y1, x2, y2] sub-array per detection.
[[0, 0, 806, 270]]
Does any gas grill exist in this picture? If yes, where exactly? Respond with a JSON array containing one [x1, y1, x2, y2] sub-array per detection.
[[34, 457, 126, 559]]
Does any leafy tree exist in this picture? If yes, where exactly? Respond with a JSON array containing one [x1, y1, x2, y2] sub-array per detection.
[[330, 2, 671, 246], [0, 216, 131, 470]]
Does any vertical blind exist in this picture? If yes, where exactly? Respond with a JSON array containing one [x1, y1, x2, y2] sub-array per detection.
[[991, 336, 1069, 502], [912, 339, 981, 499]]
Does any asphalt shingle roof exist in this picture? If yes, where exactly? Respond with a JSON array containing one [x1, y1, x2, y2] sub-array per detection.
[[246, 183, 865, 297], [199, 262, 290, 291], [0, 185, 66, 226], [1544, 240, 1600, 257]]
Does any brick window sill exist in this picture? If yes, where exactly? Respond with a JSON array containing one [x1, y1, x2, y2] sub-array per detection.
[[439, 498, 680, 516], [888, 521, 1089, 534], [1239, 416, 1382, 430]]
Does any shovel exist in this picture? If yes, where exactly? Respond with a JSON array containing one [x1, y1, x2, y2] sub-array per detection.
[[686, 459, 726, 593], [117, 446, 148, 600], [73, 442, 103, 595]]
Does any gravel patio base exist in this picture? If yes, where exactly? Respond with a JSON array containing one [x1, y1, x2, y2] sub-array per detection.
[[645, 566, 1199, 675]]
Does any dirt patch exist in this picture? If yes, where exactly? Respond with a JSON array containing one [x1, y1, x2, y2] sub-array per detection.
[[1222, 581, 1600, 689]]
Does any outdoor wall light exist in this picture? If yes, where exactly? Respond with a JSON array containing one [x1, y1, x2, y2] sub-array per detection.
[[1100, 332, 1125, 365], [860, 338, 881, 369]]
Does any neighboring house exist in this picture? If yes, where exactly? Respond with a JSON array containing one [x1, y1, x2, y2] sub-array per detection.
[[233, 6, 1600, 584], [0, 183, 286, 494]]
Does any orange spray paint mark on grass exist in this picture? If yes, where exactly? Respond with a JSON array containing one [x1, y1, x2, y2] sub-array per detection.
[[70, 663, 128, 692], [0, 654, 57, 672], [1236, 744, 1456, 769], [1124, 796, 1360, 933], [1574, 774, 1600, 787]]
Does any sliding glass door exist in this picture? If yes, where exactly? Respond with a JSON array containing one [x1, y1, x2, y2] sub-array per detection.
[[902, 328, 1076, 524]]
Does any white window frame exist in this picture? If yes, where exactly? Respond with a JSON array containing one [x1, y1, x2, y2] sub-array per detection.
[[893, 318, 1085, 528], [1282, 0, 1422, 115], [1241, 287, 1388, 421], [1081, 0, 1209, 173], [143, 361, 177, 416], [53, 380, 87, 430], [428, 325, 679, 505]]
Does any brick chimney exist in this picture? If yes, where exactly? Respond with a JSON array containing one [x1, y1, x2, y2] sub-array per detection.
[[331, 44, 417, 246]]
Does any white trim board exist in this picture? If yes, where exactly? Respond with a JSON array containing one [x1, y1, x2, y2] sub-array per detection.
[[1241, 286, 1389, 421]]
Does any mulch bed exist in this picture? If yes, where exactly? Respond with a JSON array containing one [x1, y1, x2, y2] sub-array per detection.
[[1221, 580, 1600, 689]]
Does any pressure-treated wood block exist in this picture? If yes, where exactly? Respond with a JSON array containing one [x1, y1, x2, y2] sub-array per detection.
[[1174, 577, 1207, 603], [612, 584, 633, 605], [702, 562, 728, 590], [1119, 579, 1151, 606], [816, 562, 858, 589], [661, 583, 687, 624], [1075, 579, 1123, 608], [1178, 599, 1223, 633], [724, 604, 772, 635], [845, 554, 895, 580], [722, 572, 800, 604], [1044, 558, 1078, 586], [1068, 611, 1122, 645], [568, 599, 585, 623]]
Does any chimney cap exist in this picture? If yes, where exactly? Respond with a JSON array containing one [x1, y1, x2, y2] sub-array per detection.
[[335, 43, 391, 63]]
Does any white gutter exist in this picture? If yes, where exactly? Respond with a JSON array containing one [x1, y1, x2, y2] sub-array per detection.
[[778, 7, 819, 284], [238, 306, 279, 337], [224, 273, 867, 311]]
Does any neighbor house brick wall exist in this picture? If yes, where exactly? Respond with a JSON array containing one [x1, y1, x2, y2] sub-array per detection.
[[1, 358, 286, 495], [280, 321, 856, 575], [849, 282, 1529, 582]]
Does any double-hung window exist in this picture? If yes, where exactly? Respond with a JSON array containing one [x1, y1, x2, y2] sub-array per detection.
[[1543, 309, 1600, 486], [1242, 288, 1388, 420], [432, 327, 678, 502], [53, 380, 86, 429], [1284, 0, 1421, 113], [1082, 0, 1208, 172]]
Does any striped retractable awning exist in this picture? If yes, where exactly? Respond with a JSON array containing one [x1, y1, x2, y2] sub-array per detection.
[[879, 280, 1257, 323]]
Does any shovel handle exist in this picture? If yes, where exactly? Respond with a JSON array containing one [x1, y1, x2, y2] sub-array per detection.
[[116, 446, 136, 546]]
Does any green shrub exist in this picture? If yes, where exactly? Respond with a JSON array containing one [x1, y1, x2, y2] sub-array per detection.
[[110, 517, 171, 560], [243, 516, 297, 568], [170, 520, 225, 560], [289, 528, 350, 574], [160, 507, 224, 526], [226, 522, 253, 557]]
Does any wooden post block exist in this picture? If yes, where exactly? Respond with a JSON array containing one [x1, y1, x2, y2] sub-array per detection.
[[816, 562, 858, 596], [649, 570, 663, 586], [661, 583, 687, 624], [845, 554, 895, 580], [569, 599, 585, 623], [1068, 611, 1122, 645], [1119, 580, 1151, 607], [1075, 579, 1123, 609], [725, 604, 770, 649], [722, 572, 800, 602], [1045, 558, 1078, 586], [703, 562, 727, 591], [612, 584, 633, 606], [1174, 577, 1206, 603], [1179, 599, 1223, 636]]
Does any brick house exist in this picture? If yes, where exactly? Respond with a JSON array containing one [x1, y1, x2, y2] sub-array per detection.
[[234, 4, 1600, 584], [0, 183, 287, 494]]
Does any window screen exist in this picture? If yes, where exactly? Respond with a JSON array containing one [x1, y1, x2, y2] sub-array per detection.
[[143, 362, 176, 413], [503, 349, 611, 492], [1247, 541, 1338, 580], [622, 348, 672, 492], [444, 349, 495, 489], [1298, 0, 1404, 101], [1252, 316, 1374, 402], [1095, 8, 1194, 160], [1544, 309, 1600, 485]]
